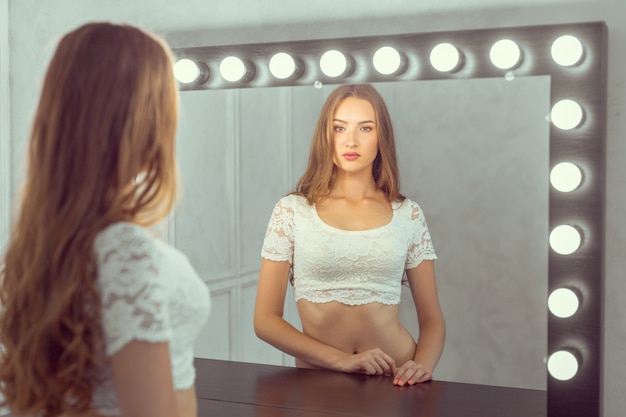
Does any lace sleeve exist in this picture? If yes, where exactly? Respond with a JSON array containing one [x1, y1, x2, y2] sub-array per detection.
[[94, 223, 172, 357], [261, 196, 296, 263], [406, 201, 438, 269]]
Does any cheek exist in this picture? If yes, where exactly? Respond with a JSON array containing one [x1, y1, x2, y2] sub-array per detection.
[[333, 146, 342, 165], [333, 137, 342, 153], [368, 137, 380, 154]]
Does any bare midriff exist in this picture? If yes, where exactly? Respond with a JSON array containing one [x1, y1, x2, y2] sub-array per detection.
[[295, 299, 417, 369]]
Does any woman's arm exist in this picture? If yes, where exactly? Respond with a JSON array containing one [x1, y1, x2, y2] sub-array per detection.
[[109, 340, 179, 417], [254, 258, 396, 375], [393, 260, 446, 386]]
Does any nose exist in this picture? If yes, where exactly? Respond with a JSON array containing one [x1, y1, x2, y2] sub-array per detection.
[[345, 129, 357, 148]]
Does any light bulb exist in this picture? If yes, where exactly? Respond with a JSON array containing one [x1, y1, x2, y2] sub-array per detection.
[[373, 46, 403, 75], [490, 39, 521, 70], [551, 35, 584, 67], [430, 43, 461, 72]]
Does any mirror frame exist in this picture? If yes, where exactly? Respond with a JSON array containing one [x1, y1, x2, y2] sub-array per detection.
[[172, 21, 607, 417]]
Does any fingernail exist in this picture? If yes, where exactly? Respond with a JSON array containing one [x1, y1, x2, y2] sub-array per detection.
[[408, 379, 414, 384]]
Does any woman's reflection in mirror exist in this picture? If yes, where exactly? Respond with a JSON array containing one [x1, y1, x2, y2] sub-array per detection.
[[254, 83, 445, 386]]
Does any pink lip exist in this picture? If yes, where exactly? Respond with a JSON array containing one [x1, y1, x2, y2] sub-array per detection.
[[343, 152, 360, 161]]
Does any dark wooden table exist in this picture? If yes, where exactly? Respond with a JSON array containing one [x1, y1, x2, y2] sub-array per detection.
[[194, 358, 546, 417]]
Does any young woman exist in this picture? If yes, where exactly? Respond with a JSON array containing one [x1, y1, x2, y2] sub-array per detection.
[[0, 23, 210, 417], [254, 84, 445, 386]]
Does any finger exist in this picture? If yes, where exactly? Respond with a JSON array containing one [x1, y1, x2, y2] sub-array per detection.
[[363, 360, 382, 375], [407, 369, 432, 385], [394, 376, 407, 386], [393, 369, 411, 386], [416, 371, 432, 383], [395, 362, 427, 386], [371, 359, 386, 375], [394, 365, 414, 383], [394, 372, 413, 386], [405, 368, 422, 385], [373, 355, 393, 375], [378, 351, 397, 374]]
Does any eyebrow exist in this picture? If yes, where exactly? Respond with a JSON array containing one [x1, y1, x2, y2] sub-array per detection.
[[333, 118, 376, 124]]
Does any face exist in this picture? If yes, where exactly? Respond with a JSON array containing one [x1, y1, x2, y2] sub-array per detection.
[[332, 97, 379, 175]]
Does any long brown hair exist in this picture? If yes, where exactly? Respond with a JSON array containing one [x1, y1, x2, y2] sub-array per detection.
[[0, 22, 179, 417], [294, 84, 404, 204]]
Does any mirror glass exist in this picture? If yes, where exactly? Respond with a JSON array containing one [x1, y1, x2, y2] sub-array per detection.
[[173, 76, 550, 390]]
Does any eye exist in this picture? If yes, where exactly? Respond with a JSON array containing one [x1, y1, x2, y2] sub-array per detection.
[[360, 126, 373, 132], [333, 125, 345, 132]]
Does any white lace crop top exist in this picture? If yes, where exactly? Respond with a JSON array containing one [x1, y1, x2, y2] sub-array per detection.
[[90, 222, 211, 416], [261, 194, 437, 305]]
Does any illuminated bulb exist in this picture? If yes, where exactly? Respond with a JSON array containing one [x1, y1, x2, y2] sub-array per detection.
[[269, 52, 297, 79], [551, 99, 584, 130], [320, 50, 348, 77], [174, 59, 201, 84], [220, 56, 246, 82], [551, 162, 583, 192], [373, 46, 403, 75], [490, 39, 521, 70], [549, 225, 581, 255], [430, 43, 461, 72], [547, 350, 579, 381], [551, 35, 584, 67], [548, 288, 580, 318]]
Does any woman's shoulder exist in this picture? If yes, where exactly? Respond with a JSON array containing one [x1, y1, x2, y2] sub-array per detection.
[[394, 197, 422, 210], [92, 222, 166, 292], [276, 193, 310, 209], [93, 222, 157, 259], [95, 221, 153, 243], [393, 197, 427, 221]]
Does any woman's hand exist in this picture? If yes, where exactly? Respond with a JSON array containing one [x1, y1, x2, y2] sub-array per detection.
[[338, 348, 397, 376], [393, 360, 432, 386]]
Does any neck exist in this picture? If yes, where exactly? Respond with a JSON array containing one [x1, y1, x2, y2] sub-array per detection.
[[331, 170, 378, 201]]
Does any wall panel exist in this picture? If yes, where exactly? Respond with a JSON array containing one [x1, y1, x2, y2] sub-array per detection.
[[238, 87, 293, 271], [194, 287, 233, 360], [176, 90, 237, 281]]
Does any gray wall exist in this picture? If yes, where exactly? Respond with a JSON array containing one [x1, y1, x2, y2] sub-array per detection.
[[3, 1, 625, 415]]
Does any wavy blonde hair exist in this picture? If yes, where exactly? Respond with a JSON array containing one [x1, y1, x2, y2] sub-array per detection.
[[0, 22, 179, 417], [294, 84, 405, 204]]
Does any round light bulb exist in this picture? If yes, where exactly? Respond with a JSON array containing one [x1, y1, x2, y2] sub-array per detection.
[[320, 50, 348, 78], [551, 162, 583, 192], [269, 52, 297, 79], [174, 59, 200, 84], [220, 56, 246, 82], [490, 39, 521, 70], [548, 288, 580, 318], [373, 46, 403, 75], [547, 350, 579, 381], [551, 35, 584, 67], [549, 225, 582, 255], [430, 43, 461, 72], [551, 99, 584, 130]]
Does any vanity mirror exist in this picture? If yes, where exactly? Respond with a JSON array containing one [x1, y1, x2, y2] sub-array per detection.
[[170, 22, 606, 417]]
